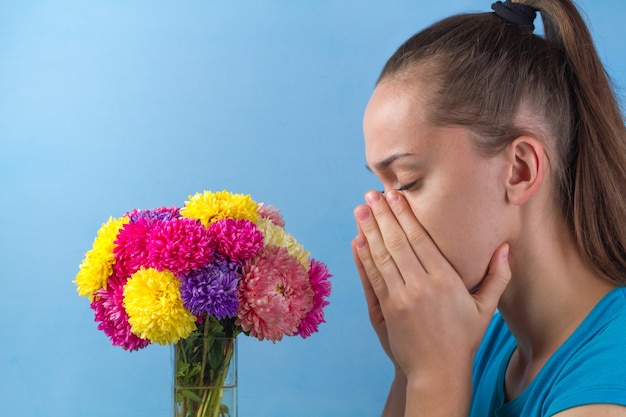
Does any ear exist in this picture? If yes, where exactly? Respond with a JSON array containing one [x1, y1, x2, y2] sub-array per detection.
[[505, 136, 545, 206]]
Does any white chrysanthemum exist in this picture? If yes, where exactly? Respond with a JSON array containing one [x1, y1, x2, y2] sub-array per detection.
[[255, 218, 311, 271]]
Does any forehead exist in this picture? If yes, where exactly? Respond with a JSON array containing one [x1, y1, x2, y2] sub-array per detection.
[[363, 80, 434, 169], [364, 80, 428, 130]]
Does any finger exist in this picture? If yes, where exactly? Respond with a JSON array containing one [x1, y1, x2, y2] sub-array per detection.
[[351, 228, 390, 301], [472, 243, 511, 316], [351, 235, 385, 308], [355, 200, 408, 289], [363, 191, 427, 281], [352, 237, 390, 331], [384, 190, 452, 276]]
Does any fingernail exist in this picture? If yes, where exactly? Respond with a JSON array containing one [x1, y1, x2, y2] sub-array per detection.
[[501, 245, 509, 260], [355, 235, 366, 249], [355, 206, 370, 221], [365, 191, 381, 205], [385, 190, 399, 204]]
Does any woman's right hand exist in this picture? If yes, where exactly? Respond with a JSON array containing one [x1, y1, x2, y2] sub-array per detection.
[[352, 237, 397, 367], [353, 237, 408, 417]]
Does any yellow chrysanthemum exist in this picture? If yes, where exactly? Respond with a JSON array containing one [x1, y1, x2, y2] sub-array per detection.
[[73, 216, 130, 297], [123, 268, 197, 345], [255, 218, 311, 271], [180, 190, 260, 227]]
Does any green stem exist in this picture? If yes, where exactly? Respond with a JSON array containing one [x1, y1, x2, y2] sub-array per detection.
[[200, 322, 210, 385], [196, 323, 211, 417], [175, 328, 236, 417], [206, 340, 233, 417]]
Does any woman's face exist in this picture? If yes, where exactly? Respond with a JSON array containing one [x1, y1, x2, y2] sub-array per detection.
[[363, 80, 512, 290]]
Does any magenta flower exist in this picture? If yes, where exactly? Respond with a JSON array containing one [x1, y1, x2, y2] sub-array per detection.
[[256, 203, 285, 228], [297, 258, 332, 338], [180, 258, 241, 319], [114, 208, 182, 279], [209, 218, 264, 261], [90, 274, 150, 351], [147, 217, 215, 276], [236, 246, 314, 342], [113, 218, 151, 279]]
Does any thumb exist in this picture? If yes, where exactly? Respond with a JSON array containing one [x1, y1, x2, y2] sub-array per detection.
[[473, 243, 511, 316]]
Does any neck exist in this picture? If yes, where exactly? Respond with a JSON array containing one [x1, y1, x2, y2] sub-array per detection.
[[497, 215, 615, 399]]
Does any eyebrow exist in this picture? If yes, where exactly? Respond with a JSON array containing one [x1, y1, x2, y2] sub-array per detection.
[[366, 152, 414, 172]]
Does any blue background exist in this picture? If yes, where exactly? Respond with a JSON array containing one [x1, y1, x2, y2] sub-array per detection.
[[1, 1, 624, 416]]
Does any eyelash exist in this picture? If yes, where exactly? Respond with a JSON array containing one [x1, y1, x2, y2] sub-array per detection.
[[381, 181, 419, 193], [397, 181, 419, 192]]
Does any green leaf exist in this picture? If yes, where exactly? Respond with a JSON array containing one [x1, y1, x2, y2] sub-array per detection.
[[181, 389, 203, 402], [220, 403, 231, 417], [176, 360, 190, 378], [208, 339, 226, 369]]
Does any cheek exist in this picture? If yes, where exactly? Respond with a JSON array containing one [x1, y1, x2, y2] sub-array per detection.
[[407, 179, 507, 288], [445, 206, 504, 288]]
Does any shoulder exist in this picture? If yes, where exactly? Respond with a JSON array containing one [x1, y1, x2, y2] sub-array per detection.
[[552, 404, 626, 417], [544, 287, 626, 414], [568, 286, 626, 354]]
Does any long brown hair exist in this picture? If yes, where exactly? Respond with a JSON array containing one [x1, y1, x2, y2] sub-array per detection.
[[378, 0, 626, 285]]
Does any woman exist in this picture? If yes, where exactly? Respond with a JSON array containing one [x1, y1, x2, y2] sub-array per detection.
[[352, 0, 626, 416]]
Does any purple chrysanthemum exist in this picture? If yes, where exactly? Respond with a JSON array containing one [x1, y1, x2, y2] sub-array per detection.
[[90, 274, 151, 351], [128, 207, 180, 223], [147, 217, 215, 275], [179, 258, 241, 319], [297, 258, 332, 338], [209, 218, 264, 261]]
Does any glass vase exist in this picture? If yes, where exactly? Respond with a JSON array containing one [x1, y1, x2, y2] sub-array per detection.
[[173, 334, 237, 417]]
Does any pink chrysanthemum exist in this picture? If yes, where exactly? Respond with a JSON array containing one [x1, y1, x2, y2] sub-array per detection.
[[209, 218, 264, 261], [236, 245, 314, 342], [113, 218, 151, 279], [297, 258, 332, 338], [90, 274, 150, 351], [147, 217, 215, 276], [256, 203, 285, 228]]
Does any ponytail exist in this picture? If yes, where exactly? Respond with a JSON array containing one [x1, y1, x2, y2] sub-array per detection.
[[522, 0, 626, 284]]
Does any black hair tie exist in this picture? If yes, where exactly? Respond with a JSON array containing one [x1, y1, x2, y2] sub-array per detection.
[[491, 0, 537, 32]]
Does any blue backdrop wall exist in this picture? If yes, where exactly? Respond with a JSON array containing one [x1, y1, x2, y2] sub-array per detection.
[[1, 1, 624, 416]]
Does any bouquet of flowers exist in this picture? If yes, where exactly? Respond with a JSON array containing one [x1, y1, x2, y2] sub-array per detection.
[[73, 190, 332, 417]]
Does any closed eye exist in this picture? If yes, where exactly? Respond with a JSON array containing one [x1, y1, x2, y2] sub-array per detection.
[[397, 181, 419, 192]]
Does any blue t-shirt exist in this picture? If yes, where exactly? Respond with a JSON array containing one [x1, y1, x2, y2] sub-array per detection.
[[470, 286, 626, 416]]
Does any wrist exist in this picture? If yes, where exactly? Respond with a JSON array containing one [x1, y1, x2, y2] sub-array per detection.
[[393, 365, 407, 383], [403, 368, 472, 417], [382, 367, 408, 417]]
